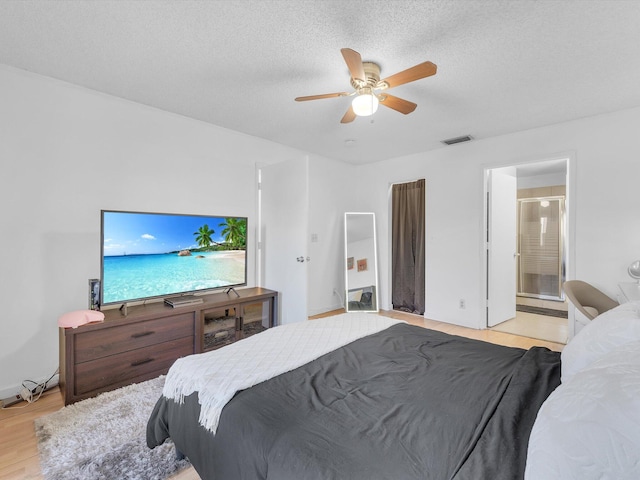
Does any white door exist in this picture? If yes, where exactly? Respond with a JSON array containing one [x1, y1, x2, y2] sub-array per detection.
[[260, 158, 309, 325], [487, 168, 517, 327]]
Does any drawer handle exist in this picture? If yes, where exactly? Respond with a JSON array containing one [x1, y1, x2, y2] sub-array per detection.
[[131, 331, 155, 338], [131, 358, 154, 367]]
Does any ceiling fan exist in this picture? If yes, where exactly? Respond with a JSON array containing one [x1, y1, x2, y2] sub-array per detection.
[[295, 48, 437, 123]]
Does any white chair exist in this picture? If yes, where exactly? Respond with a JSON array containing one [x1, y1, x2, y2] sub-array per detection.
[[563, 280, 618, 321]]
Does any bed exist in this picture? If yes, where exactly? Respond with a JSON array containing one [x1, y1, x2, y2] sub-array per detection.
[[147, 305, 640, 479]]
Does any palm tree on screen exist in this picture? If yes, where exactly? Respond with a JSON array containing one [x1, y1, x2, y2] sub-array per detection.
[[194, 224, 215, 248], [221, 218, 246, 249]]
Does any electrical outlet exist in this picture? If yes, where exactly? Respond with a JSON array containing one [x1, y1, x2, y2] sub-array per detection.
[[459, 299, 465, 309]]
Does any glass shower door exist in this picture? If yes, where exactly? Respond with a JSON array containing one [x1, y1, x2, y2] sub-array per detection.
[[517, 197, 565, 300]]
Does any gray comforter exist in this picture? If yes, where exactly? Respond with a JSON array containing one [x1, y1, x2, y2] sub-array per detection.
[[147, 323, 561, 479]]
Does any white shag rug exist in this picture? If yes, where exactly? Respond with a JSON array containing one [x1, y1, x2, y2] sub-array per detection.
[[35, 376, 190, 480]]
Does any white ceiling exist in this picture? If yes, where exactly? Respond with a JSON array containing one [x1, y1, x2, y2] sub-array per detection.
[[1, 0, 640, 165]]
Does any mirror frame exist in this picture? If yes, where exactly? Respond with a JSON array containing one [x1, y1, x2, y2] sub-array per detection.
[[344, 212, 379, 313]]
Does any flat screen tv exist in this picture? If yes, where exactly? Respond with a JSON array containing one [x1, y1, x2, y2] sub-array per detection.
[[100, 210, 247, 306]]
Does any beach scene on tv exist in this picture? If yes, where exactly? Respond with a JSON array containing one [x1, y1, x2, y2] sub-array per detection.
[[102, 211, 247, 305]]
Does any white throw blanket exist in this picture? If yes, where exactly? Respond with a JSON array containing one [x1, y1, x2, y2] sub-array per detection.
[[162, 313, 401, 433]]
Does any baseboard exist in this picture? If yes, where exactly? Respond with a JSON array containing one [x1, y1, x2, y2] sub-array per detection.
[[308, 302, 344, 318]]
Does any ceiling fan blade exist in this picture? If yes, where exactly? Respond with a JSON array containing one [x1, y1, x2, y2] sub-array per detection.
[[341, 105, 356, 124], [379, 61, 437, 89], [295, 92, 349, 101], [379, 94, 417, 114], [341, 48, 366, 84]]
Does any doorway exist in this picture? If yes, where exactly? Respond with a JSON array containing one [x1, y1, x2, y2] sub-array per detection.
[[485, 158, 571, 344], [259, 158, 309, 325]]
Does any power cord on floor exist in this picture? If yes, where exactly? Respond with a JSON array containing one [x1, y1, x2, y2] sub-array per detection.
[[4, 368, 59, 409], [21, 367, 59, 403]]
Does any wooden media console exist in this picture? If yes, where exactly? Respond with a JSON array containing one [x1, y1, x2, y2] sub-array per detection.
[[59, 287, 278, 405]]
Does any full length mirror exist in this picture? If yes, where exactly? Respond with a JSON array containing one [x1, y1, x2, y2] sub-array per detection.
[[345, 212, 378, 312]]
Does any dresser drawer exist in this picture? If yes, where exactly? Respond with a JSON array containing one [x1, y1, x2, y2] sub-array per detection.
[[74, 313, 194, 363], [74, 336, 193, 396]]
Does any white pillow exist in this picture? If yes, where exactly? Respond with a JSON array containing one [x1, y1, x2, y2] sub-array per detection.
[[561, 301, 640, 383], [526, 341, 640, 480]]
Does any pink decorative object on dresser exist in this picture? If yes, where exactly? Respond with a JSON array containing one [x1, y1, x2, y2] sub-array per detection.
[[58, 310, 105, 329]]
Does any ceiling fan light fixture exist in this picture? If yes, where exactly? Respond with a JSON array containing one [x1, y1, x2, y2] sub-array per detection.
[[295, 48, 437, 123], [352, 91, 379, 117]]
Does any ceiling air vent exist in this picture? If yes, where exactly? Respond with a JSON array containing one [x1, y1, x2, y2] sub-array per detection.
[[441, 135, 473, 146]]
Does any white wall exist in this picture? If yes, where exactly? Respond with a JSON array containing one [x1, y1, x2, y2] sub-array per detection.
[[0, 65, 307, 397], [518, 172, 566, 189], [4, 62, 640, 397], [307, 155, 356, 315], [356, 106, 640, 329]]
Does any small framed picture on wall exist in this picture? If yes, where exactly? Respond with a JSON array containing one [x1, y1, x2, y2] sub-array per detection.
[[347, 257, 354, 270], [357, 258, 367, 272]]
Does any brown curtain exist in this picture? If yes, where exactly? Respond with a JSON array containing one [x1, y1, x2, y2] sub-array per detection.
[[392, 179, 425, 314]]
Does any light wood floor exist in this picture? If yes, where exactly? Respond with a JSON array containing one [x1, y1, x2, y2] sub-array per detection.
[[0, 309, 563, 480], [313, 309, 565, 352], [491, 311, 568, 345]]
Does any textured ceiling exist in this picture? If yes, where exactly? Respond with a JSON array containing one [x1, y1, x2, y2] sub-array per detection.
[[1, 0, 640, 165]]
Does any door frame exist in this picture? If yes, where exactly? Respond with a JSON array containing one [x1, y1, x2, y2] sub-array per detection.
[[481, 152, 576, 332]]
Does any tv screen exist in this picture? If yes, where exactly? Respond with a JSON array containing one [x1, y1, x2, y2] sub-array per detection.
[[100, 210, 247, 306]]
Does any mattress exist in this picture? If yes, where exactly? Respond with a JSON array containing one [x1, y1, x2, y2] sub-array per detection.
[[147, 319, 561, 479]]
